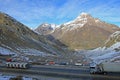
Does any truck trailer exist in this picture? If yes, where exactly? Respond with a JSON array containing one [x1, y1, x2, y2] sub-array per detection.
[[6, 62, 29, 69], [90, 62, 120, 74]]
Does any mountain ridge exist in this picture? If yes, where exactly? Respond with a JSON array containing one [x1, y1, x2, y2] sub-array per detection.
[[0, 12, 66, 57], [35, 12, 120, 50], [105, 31, 120, 48], [34, 23, 58, 35]]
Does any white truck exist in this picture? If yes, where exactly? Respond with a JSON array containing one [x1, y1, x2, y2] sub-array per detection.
[[90, 62, 120, 74], [6, 62, 29, 69]]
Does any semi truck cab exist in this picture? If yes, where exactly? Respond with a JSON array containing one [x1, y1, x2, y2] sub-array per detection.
[[90, 62, 120, 74], [89, 63, 101, 74]]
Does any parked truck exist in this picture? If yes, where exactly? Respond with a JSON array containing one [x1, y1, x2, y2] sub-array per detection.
[[90, 62, 120, 74], [6, 62, 29, 69]]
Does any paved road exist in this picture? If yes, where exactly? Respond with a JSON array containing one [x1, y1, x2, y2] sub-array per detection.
[[30, 65, 89, 74], [0, 65, 120, 80], [31, 65, 120, 80]]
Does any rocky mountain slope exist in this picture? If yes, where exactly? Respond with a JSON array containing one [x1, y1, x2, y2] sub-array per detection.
[[36, 12, 120, 50], [35, 23, 68, 48], [34, 23, 57, 35], [0, 12, 66, 58], [78, 31, 120, 63], [105, 31, 120, 47]]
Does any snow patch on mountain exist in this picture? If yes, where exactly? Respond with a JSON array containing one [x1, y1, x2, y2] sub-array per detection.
[[62, 12, 90, 31], [110, 31, 120, 38], [81, 12, 89, 16], [0, 47, 15, 55], [95, 19, 100, 23], [84, 42, 120, 64], [105, 31, 120, 44], [35, 23, 60, 34], [16, 48, 53, 56], [61, 12, 102, 31], [76, 12, 89, 20], [41, 23, 58, 30], [0, 44, 54, 57], [51, 24, 58, 30]]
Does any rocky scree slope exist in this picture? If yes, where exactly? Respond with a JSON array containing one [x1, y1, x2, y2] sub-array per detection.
[[0, 12, 65, 56]]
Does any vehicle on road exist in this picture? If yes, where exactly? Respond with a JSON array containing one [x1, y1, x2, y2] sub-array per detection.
[[75, 62, 82, 66], [6, 58, 12, 62], [58, 62, 69, 65], [90, 62, 120, 74], [6, 62, 29, 69]]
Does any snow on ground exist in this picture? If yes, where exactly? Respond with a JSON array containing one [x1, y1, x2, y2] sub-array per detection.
[[30, 38, 58, 55], [0, 76, 12, 80], [1, 37, 56, 56], [84, 42, 120, 64], [0, 47, 15, 55], [110, 56, 120, 62], [0, 75, 32, 80], [21, 48, 50, 56], [16, 47, 54, 56]]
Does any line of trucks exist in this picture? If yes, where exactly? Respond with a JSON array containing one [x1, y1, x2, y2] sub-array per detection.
[[89, 62, 120, 74], [6, 62, 29, 69], [6, 61, 120, 74], [2, 57, 120, 74]]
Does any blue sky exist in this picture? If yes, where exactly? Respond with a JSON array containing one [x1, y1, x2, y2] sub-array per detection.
[[0, 0, 120, 29]]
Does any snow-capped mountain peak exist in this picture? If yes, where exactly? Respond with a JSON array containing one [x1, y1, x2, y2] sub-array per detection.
[[95, 19, 100, 23], [35, 12, 119, 50], [35, 23, 59, 35], [81, 12, 89, 16], [40, 23, 58, 30], [59, 12, 119, 32], [51, 24, 58, 30], [63, 12, 92, 30], [41, 23, 50, 27], [77, 12, 91, 19]]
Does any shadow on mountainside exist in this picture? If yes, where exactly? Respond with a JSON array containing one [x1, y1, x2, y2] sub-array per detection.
[[46, 35, 68, 48]]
